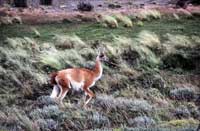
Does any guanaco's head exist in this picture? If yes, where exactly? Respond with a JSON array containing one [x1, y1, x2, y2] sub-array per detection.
[[97, 47, 108, 62]]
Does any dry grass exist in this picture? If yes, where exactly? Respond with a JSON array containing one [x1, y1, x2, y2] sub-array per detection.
[[160, 119, 199, 127], [53, 34, 86, 50], [165, 34, 192, 47], [114, 13, 133, 27], [136, 9, 162, 20], [96, 14, 118, 28], [0, 16, 13, 25], [104, 35, 160, 68], [31, 27, 41, 37], [39, 51, 63, 70], [136, 30, 161, 48]]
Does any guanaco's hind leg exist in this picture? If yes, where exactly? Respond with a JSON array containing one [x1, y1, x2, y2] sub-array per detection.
[[50, 85, 60, 98], [57, 78, 70, 106]]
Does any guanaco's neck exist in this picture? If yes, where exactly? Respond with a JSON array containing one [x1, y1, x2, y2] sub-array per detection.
[[93, 57, 103, 81]]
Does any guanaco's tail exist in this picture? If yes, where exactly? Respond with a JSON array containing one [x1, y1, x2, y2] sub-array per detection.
[[50, 72, 58, 85]]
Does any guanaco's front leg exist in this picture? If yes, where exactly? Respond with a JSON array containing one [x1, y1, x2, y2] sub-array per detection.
[[83, 86, 95, 108]]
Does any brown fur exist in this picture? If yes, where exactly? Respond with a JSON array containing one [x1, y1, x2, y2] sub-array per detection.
[[50, 50, 106, 107], [50, 72, 58, 85], [51, 60, 102, 106]]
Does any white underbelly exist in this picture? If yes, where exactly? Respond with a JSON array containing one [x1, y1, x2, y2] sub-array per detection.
[[70, 80, 84, 91]]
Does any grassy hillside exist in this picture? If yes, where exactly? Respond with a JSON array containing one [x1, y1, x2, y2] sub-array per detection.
[[0, 12, 200, 131]]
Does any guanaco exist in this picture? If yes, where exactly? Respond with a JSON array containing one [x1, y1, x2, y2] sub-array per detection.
[[50, 48, 108, 108]]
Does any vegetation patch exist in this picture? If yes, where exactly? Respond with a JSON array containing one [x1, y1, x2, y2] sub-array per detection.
[[0, 14, 199, 131]]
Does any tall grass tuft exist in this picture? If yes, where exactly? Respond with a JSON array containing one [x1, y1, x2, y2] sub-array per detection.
[[137, 9, 162, 20], [96, 14, 118, 28], [114, 13, 133, 27], [136, 30, 161, 48], [53, 34, 86, 50]]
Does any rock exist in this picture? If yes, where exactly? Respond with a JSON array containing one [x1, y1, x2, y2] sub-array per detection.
[[176, 0, 190, 8], [176, 0, 200, 8], [108, 3, 122, 9], [77, 2, 94, 12]]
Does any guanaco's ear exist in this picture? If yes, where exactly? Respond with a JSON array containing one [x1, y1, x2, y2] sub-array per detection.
[[97, 46, 105, 54], [102, 47, 105, 53]]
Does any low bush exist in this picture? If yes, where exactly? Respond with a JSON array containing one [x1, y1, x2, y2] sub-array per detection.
[[36, 119, 58, 131], [137, 73, 165, 90], [174, 106, 191, 119], [170, 87, 195, 101], [37, 95, 57, 107], [94, 94, 153, 114], [30, 105, 63, 120], [128, 116, 155, 127]]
